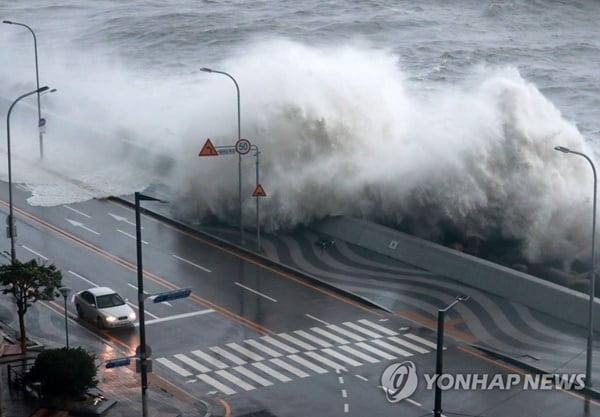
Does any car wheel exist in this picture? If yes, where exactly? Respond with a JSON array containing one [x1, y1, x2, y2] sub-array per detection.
[[76, 304, 83, 319], [96, 317, 104, 329]]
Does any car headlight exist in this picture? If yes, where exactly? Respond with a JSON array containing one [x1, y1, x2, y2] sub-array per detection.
[[105, 316, 117, 323], [128, 312, 136, 320]]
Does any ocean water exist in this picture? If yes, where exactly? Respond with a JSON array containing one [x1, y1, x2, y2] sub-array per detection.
[[0, 0, 599, 268]]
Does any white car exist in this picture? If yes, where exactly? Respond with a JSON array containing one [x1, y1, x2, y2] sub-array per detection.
[[74, 287, 136, 329]]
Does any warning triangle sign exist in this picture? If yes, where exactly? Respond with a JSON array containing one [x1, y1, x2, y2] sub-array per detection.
[[252, 184, 267, 197], [198, 138, 219, 156]]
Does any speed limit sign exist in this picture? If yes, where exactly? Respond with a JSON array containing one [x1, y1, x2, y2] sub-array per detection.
[[235, 138, 251, 155]]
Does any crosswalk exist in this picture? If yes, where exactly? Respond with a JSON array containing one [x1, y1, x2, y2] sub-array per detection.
[[155, 319, 437, 396]]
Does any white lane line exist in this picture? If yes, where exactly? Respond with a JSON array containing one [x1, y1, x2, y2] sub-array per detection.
[[327, 324, 365, 341], [63, 205, 91, 218], [269, 358, 309, 378], [234, 282, 277, 302], [355, 343, 395, 360], [21, 245, 48, 261], [305, 314, 329, 325], [252, 362, 291, 382], [192, 350, 228, 369], [174, 354, 211, 373], [288, 355, 327, 374], [344, 403, 349, 413], [372, 339, 413, 357], [342, 389, 347, 398], [358, 319, 398, 335], [118, 229, 148, 244], [142, 309, 213, 325], [304, 351, 347, 372], [172, 254, 212, 273], [260, 336, 298, 354], [209, 347, 246, 366], [343, 321, 382, 339], [197, 374, 236, 396], [226, 343, 265, 362], [234, 366, 273, 387], [68, 270, 97, 287], [405, 333, 438, 350], [130, 304, 159, 320], [338, 376, 344, 383], [16, 184, 28, 192], [156, 357, 193, 377], [406, 398, 422, 407], [108, 212, 137, 226], [66, 219, 100, 235], [389, 336, 430, 354], [279, 333, 316, 351], [322, 348, 362, 367], [215, 370, 255, 391], [338, 345, 380, 363], [311, 327, 349, 345], [244, 339, 282, 357], [355, 374, 369, 382], [294, 330, 332, 347]]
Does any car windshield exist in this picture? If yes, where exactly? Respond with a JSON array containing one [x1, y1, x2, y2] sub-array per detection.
[[96, 293, 126, 309]]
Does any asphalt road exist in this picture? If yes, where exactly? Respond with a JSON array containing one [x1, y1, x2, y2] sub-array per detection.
[[0, 182, 599, 416]]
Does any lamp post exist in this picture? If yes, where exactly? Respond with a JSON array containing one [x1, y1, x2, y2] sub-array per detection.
[[433, 295, 469, 417], [554, 145, 597, 389], [58, 287, 72, 348], [135, 191, 162, 417], [3, 20, 45, 159], [200, 67, 244, 244], [6, 86, 51, 264]]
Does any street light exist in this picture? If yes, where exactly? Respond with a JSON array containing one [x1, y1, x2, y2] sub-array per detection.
[[433, 295, 470, 417], [3, 20, 46, 159], [200, 67, 245, 244], [554, 145, 597, 389], [135, 191, 162, 417], [58, 287, 72, 348], [6, 86, 53, 264]]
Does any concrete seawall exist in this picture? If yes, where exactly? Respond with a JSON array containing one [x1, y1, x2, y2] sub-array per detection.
[[313, 216, 600, 331]]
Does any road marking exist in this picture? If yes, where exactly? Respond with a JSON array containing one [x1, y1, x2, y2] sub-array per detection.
[[118, 229, 148, 244], [174, 354, 211, 373], [197, 374, 236, 396], [406, 398, 422, 407], [288, 355, 327, 374], [372, 339, 413, 357], [68, 270, 97, 287], [355, 374, 368, 382], [143, 309, 213, 325], [226, 343, 264, 362], [338, 345, 379, 363], [215, 370, 255, 391], [358, 319, 397, 335], [16, 184, 28, 192], [269, 358, 309, 378], [108, 212, 137, 226], [294, 330, 332, 347], [66, 218, 100, 235], [311, 327, 349, 345], [245, 339, 282, 357], [63, 205, 91, 218], [252, 362, 291, 382], [278, 333, 316, 351], [389, 336, 429, 354], [327, 324, 365, 341], [21, 245, 48, 261], [210, 347, 246, 366], [343, 321, 382, 339], [156, 357, 193, 377], [405, 333, 438, 349], [260, 336, 298, 354], [338, 376, 344, 384], [234, 366, 273, 387], [172, 254, 212, 272], [234, 282, 277, 302], [130, 303, 159, 320], [191, 350, 228, 369], [355, 343, 395, 360], [304, 351, 347, 372], [305, 314, 329, 325], [342, 389, 347, 398], [344, 403, 349, 413], [322, 348, 362, 367]]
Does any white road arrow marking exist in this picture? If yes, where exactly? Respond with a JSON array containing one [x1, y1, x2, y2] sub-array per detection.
[[108, 212, 138, 227], [66, 218, 100, 235]]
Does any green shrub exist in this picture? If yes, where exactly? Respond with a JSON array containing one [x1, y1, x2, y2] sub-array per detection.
[[29, 347, 98, 396]]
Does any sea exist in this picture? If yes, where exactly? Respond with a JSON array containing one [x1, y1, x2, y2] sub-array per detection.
[[0, 0, 599, 269]]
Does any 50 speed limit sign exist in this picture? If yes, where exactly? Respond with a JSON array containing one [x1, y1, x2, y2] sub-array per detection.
[[235, 138, 251, 155]]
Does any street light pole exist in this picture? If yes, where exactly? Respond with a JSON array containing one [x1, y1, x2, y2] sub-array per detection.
[[58, 287, 72, 348], [6, 86, 50, 264], [433, 295, 469, 417], [200, 67, 244, 244], [3, 21, 45, 159], [554, 145, 597, 389]]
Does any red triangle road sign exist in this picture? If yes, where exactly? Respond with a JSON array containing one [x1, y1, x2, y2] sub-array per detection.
[[198, 138, 219, 156], [253, 184, 267, 197]]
